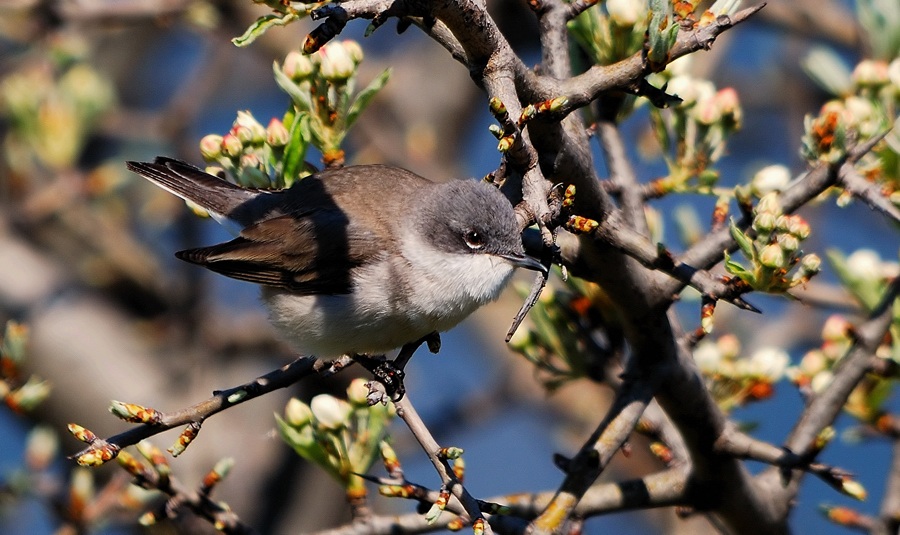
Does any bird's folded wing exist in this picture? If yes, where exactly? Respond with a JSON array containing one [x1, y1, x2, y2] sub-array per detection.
[[176, 209, 382, 295]]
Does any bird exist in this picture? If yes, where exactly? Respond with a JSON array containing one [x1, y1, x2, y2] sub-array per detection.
[[127, 157, 545, 366]]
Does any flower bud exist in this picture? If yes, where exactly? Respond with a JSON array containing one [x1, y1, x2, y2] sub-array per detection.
[[235, 111, 266, 145], [751, 164, 790, 196], [716, 334, 741, 360], [318, 42, 355, 82], [342, 40, 364, 64], [310, 394, 351, 429], [844, 96, 880, 137], [199, 134, 223, 161], [754, 192, 783, 217], [759, 243, 786, 269], [693, 341, 722, 374], [752, 212, 777, 234], [606, 0, 644, 26], [799, 349, 827, 376], [715, 87, 742, 127], [821, 314, 850, 342], [799, 253, 821, 275], [846, 249, 882, 280], [221, 132, 243, 157], [841, 479, 867, 501], [746, 347, 789, 381], [777, 234, 799, 254], [346, 378, 370, 405], [283, 51, 315, 81], [852, 59, 889, 88], [693, 90, 722, 125], [285, 398, 313, 427], [266, 118, 290, 147], [785, 215, 810, 240]]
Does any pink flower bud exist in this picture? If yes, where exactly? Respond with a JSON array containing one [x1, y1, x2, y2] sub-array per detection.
[[199, 134, 223, 161], [786, 215, 811, 240], [221, 132, 243, 157], [266, 118, 289, 147], [234, 111, 266, 145]]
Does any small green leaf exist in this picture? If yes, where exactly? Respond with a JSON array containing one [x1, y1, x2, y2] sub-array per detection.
[[723, 251, 755, 286], [272, 61, 314, 112], [282, 113, 311, 187], [346, 68, 391, 129], [729, 219, 755, 259], [275, 414, 340, 479], [232, 12, 300, 47]]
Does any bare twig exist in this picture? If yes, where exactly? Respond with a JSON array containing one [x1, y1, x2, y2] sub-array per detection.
[[71, 356, 323, 464], [391, 391, 492, 534]]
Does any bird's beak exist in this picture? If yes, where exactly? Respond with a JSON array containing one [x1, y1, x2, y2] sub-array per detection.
[[500, 252, 548, 274]]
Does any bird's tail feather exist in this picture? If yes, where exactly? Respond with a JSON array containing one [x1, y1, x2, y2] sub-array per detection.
[[126, 157, 256, 220]]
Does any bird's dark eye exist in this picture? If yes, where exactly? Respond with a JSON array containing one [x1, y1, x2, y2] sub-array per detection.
[[464, 230, 485, 250]]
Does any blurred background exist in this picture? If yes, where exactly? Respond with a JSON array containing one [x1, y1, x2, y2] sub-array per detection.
[[0, 0, 897, 534]]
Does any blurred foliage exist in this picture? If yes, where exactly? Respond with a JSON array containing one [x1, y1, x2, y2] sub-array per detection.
[[0, 34, 115, 175]]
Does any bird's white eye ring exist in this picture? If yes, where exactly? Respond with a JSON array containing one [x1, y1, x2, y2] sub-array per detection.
[[464, 230, 485, 249]]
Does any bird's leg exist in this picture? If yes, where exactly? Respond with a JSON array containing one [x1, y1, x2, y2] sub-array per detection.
[[352, 332, 441, 402], [393, 331, 440, 371], [353, 353, 406, 402]]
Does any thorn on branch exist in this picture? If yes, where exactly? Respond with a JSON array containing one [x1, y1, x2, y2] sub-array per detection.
[[634, 79, 683, 109]]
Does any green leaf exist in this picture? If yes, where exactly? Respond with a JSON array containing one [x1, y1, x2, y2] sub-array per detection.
[[275, 414, 340, 479], [647, 0, 677, 66], [282, 113, 311, 187], [729, 219, 755, 259], [272, 61, 314, 112], [723, 251, 755, 286], [346, 68, 391, 129], [232, 12, 300, 47]]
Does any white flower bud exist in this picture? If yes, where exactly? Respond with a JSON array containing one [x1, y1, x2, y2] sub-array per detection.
[[346, 378, 370, 405], [285, 398, 313, 427], [852, 59, 889, 87], [846, 249, 882, 281], [606, 0, 645, 26], [310, 394, 352, 429], [318, 42, 355, 82], [693, 341, 722, 374], [751, 165, 790, 196], [746, 347, 789, 381]]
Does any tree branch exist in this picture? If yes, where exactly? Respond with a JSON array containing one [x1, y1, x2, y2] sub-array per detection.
[[70, 356, 324, 465]]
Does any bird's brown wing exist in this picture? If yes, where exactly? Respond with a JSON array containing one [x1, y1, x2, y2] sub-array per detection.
[[176, 208, 382, 295]]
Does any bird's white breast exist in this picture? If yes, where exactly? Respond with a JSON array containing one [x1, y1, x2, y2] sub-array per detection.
[[261, 229, 515, 358]]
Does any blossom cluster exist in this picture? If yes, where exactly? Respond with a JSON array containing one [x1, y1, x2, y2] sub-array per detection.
[[724, 193, 821, 293], [693, 335, 789, 411], [277, 379, 395, 499]]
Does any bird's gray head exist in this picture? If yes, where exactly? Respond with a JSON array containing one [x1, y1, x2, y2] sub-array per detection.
[[415, 180, 524, 260]]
